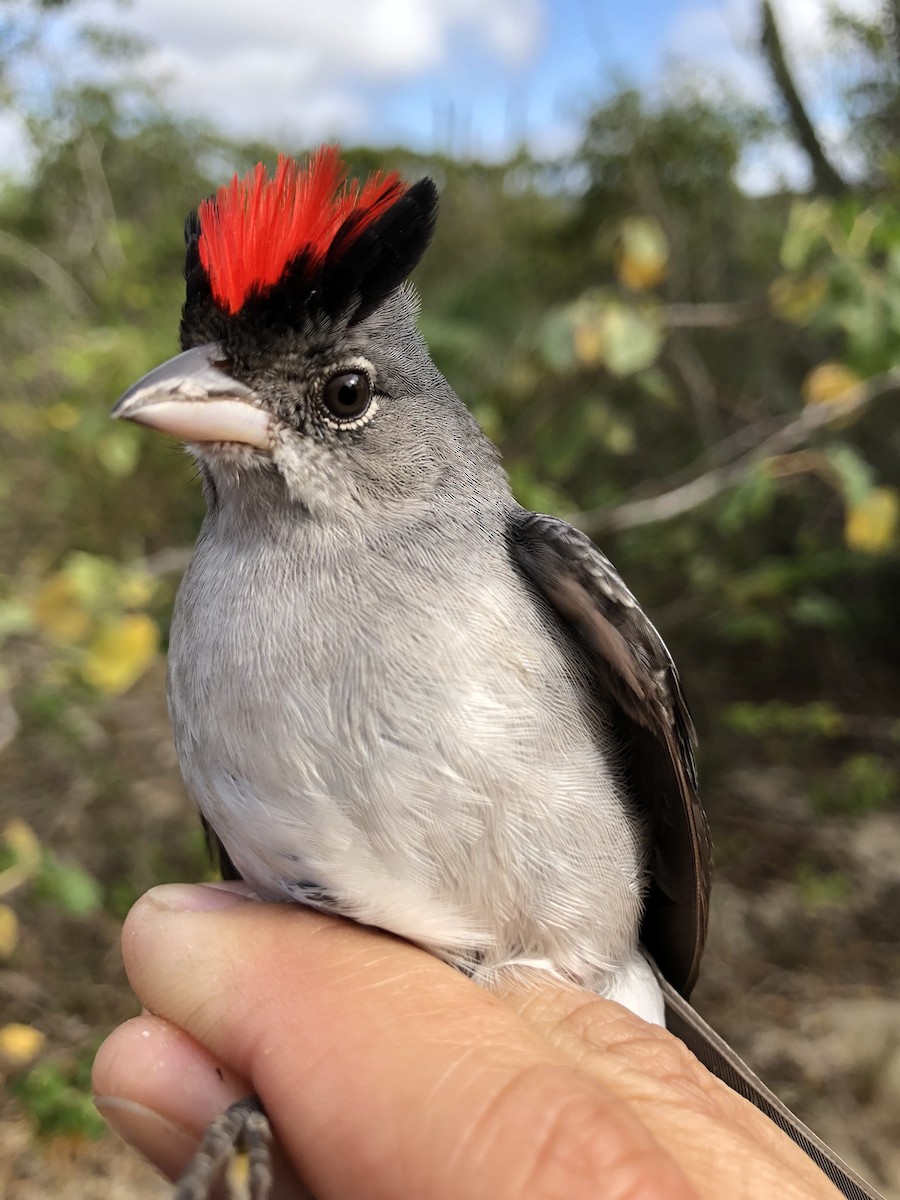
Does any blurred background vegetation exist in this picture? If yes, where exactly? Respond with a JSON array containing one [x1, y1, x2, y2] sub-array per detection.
[[0, 0, 898, 1195]]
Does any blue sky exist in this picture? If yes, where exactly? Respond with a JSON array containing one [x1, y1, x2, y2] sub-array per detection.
[[1, 0, 879, 186], [370, 0, 693, 156]]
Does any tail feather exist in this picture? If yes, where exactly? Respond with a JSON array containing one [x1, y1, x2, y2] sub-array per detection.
[[650, 962, 884, 1200]]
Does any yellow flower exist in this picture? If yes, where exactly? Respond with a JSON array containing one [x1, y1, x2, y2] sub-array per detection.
[[0, 905, 18, 959], [81, 614, 159, 695], [0, 1023, 45, 1066], [845, 487, 899, 554], [802, 362, 862, 408]]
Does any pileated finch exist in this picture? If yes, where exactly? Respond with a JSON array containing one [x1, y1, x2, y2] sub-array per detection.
[[113, 147, 881, 1200]]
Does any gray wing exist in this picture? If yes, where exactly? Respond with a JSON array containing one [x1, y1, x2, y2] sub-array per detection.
[[509, 508, 710, 997], [513, 512, 888, 1200]]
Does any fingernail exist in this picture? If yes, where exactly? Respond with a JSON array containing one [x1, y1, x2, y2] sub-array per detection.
[[95, 1096, 199, 1181], [146, 882, 256, 912]]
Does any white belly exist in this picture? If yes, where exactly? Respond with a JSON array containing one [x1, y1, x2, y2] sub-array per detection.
[[169, 524, 649, 997]]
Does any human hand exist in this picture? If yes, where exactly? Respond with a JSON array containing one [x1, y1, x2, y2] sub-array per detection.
[[93, 882, 842, 1200]]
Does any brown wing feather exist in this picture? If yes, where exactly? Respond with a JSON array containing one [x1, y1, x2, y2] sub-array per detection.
[[510, 509, 711, 997]]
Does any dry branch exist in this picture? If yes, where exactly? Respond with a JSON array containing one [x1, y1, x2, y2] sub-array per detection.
[[0, 230, 94, 316], [572, 368, 900, 538], [662, 299, 769, 329]]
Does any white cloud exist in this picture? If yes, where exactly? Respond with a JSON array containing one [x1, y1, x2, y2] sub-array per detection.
[[72, 0, 542, 144], [664, 0, 884, 104]]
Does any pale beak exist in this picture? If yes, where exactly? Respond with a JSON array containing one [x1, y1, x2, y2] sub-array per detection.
[[111, 343, 274, 450]]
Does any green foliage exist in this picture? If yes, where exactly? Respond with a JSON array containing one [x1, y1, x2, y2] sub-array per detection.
[[793, 860, 853, 909], [31, 853, 103, 916], [723, 701, 844, 740], [0, 821, 103, 915], [811, 754, 899, 817], [13, 1055, 107, 1140], [774, 198, 900, 372], [538, 292, 664, 378]]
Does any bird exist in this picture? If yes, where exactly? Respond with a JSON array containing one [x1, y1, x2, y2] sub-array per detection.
[[112, 147, 881, 1200]]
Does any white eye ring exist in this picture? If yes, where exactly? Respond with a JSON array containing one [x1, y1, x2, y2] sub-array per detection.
[[321, 392, 379, 432]]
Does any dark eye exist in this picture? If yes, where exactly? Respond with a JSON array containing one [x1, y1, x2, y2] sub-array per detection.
[[321, 371, 373, 424]]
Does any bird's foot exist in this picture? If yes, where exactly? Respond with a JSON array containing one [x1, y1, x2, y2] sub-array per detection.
[[174, 1095, 273, 1200]]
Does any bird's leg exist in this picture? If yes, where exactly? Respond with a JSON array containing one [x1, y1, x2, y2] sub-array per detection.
[[174, 1095, 273, 1200]]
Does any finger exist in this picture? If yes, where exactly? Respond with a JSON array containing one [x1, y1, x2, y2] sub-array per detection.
[[93, 1014, 306, 1199], [93, 1014, 247, 1178], [496, 981, 844, 1200], [121, 884, 696, 1200]]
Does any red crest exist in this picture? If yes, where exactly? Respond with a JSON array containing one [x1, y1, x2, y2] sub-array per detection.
[[198, 147, 406, 315]]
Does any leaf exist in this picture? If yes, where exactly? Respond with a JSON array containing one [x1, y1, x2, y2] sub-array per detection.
[[44, 402, 80, 432], [780, 199, 831, 271], [80, 613, 160, 695], [0, 904, 19, 958], [794, 863, 851, 910], [616, 216, 669, 291], [13, 1060, 107, 1139], [3, 819, 42, 871], [115, 570, 156, 609], [801, 362, 862, 407], [63, 553, 117, 606], [0, 1023, 45, 1066], [723, 700, 843, 739], [597, 303, 663, 377], [572, 309, 606, 366], [536, 309, 578, 372], [845, 487, 899, 554], [0, 599, 35, 641], [546, 294, 664, 378], [32, 575, 92, 645], [768, 274, 827, 325], [506, 463, 571, 516], [636, 368, 677, 405], [718, 466, 775, 533], [35, 855, 103, 916], [95, 427, 140, 478], [605, 417, 636, 455], [791, 593, 845, 630], [824, 445, 875, 506]]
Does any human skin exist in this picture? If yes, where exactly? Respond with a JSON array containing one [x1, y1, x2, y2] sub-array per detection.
[[92, 882, 843, 1200]]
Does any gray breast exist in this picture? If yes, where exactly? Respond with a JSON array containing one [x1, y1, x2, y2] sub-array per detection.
[[167, 511, 648, 989]]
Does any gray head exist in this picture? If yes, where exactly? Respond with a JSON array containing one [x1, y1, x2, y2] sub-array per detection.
[[112, 147, 502, 522]]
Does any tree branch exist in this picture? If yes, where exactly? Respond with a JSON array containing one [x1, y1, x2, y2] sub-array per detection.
[[0, 230, 94, 315], [662, 298, 769, 329], [571, 369, 900, 538], [666, 332, 722, 451], [760, 0, 847, 196], [889, 0, 900, 70]]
